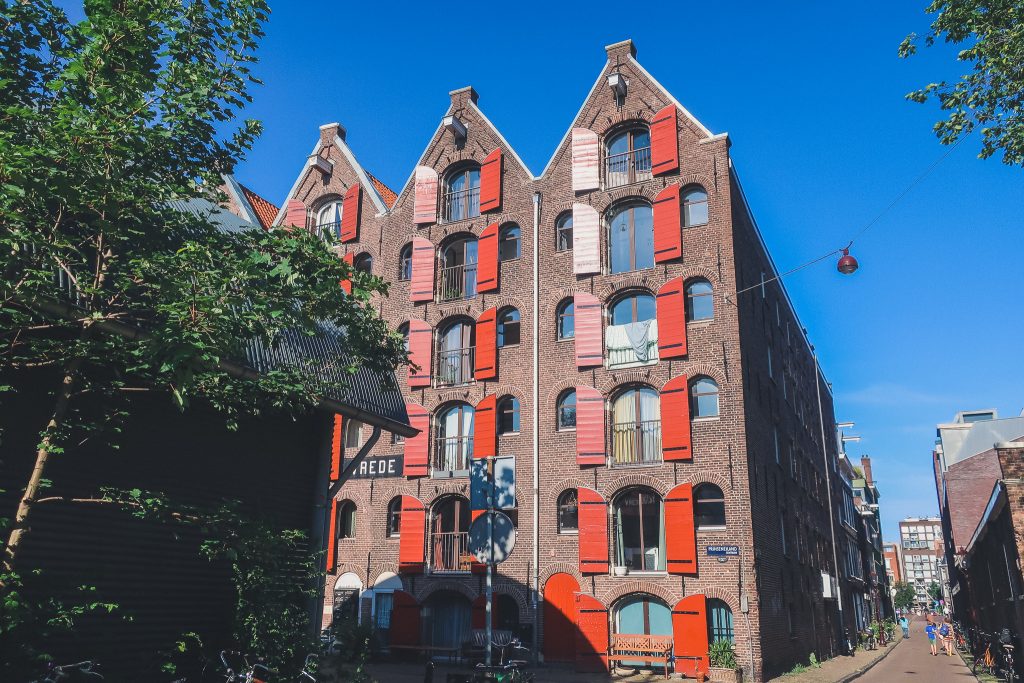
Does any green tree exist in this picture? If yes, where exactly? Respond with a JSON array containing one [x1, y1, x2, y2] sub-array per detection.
[[899, 1, 1024, 166], [928, 580, 943, 603], [0, 0, 405, 574], [893, 582, 917, 611]]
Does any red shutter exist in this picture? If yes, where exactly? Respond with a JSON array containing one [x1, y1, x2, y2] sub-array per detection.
[[398, 496, 426, 573], [574, 593, 609, 672], [672, 594, 709, 677], [572, 203, 600, 275], [404, 403, 429, 477], [340, 183, 361, 242], [651, 105, 679, 176], [407, 320, 432, 388], [341, 252, 354, 295], [479, 148, 503, 213], [543, 573, 580, 662], [474, 394, 497, 460], [413, 166, 438, 224], [577, 487, 608, 574], [575, 386, 605, 466], [653, 184, 682, 262], [284, 198, 306, 228], [661, 374, 693, 462], [330, 415, 343, 481], [477, 223, 499, 292], [476, 307, 498, 380], [656, 277, 687, 359], [665, 483, 697, 575], [470, 509, 487, 575], [390, 591, 421, 647], [574, 292, 603, 368], [326, 499, 338, 572], [409, 237, 435, 303], [571, 128, 600, 192]]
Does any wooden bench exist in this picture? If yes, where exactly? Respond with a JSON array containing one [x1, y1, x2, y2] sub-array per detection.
[[461, 628, 516, 664], [387, 643, 461, 663], [607, 634, 673, 679]]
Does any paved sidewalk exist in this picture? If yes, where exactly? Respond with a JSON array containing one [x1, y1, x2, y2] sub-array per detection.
[[859, 618, 974, 682], [765, 632, 900, 683]]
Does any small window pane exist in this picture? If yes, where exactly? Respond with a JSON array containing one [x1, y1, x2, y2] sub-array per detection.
[[498, 308, 521, 347], [558, 490, 578, 532], [686, 280, 714, 321], [499, 225, 521, 261], [498, 397, 520, 434], [556, 214, 574, 251], [338, 502, 356, 539], [387, 498, 402, 537], [692, 378, 720, 418], [558, 391, 577, 429], [695, 485, 726, 528], [557, 300, 575, 339], [683, 187, 709, 227], [399, 245, 413, 280]]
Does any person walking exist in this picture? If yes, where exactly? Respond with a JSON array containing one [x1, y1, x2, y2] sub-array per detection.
[[940, 619, 954, 656], [900, 615, 910, 639], [926, 621, 938, 655]]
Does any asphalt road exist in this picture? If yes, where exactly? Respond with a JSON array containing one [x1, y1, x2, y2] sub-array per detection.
[[858, 618, 975, 682]]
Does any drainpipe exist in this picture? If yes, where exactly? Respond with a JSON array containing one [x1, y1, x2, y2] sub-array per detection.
[[531, 191, 541, 660]]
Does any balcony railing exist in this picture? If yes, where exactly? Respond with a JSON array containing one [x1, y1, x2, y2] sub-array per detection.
[[605, 147, 652, 188], [433, 435, 473, 474], [431, 531, 471, 572], [611, 420, 663, 466], [437, 262, 478, 302], [442, 187, 480, 223], [436, 347, 475, 386], [313, 221, 340, 241], [606, 321, 659, 368]]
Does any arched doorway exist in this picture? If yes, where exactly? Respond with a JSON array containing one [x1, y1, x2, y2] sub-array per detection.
[[423, 590, 471, 658], [543, 573, 580, 662], [331, 572, 362, 626], [613, 593, 672, 668]]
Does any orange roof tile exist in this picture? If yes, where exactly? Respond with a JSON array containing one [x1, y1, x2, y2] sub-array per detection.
[[365, 171, 398, 209], [240, 184, 280, 229]]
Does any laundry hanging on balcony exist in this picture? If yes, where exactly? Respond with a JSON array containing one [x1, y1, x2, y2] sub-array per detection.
[[606, 320, 658, 366]]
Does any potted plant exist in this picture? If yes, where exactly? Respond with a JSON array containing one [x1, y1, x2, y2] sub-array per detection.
[[707, 640, 742, 683], [612, 565, 629, 577]]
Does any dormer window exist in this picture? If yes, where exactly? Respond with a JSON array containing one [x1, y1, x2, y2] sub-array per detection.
[[442, 165, 481, 223], [604, 126, 651, 188], [315, 200, 343, 240]]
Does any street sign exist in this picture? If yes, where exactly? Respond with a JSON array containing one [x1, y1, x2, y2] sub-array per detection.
[[706, 545, 740, 557], [468, 510, 516, 564], [347, 455, 403, 479], [470, 456, 516, 510]]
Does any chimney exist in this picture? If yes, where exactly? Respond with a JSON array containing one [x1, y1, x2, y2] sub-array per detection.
[[449, 86, 479, 108], [319, 122, 346, 144], [605, 39, 637, 60], [861, 456, 874, 484]]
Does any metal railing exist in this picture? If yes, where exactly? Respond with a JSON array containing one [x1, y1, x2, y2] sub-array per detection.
[[431, 531, 471, 572], [433, 435, 473, 473], [313, 221, 340, 240], [437, 262, 477, 302], [436, 347, 475, 386], [442, 187, 480, 223], [605, 147, 652, 188], [606, 322, 659, 368], [611, 419, 663, 466]]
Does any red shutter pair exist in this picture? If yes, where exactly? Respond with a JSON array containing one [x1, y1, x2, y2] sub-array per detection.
[[672, 594, 710, 677], [340, 252, 354, 295], [409, 237, 435, 303], [339, 183, 361, 242], [404, 403, 429, 477], [407, 320, 432, 388], [475, 308, 498, 380], [398, 495, 426, 573], [477, 223, 499, 293]]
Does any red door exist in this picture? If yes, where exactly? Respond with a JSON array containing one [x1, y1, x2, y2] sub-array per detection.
[[543, 573, 580, 662]]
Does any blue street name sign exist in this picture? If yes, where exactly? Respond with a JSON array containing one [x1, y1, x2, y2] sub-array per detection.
[[706, 545, 740, 557]]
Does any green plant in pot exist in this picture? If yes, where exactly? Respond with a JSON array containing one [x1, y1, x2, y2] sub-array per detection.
[[709, 639, 738, 669]]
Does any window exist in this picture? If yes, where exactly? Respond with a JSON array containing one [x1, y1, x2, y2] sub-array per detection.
[[610, 292, 655, 325], [613, 487, 665, 572], [497, 307, 521, 347], [498, 396, 520, 434], [707, 599, 735, 644], [614, 594, 672, 640], [611, 386, 661, 465], [430, 495, 471, 572], [555, 212, 573, 251], [434, 403, 474, 475], [398, 323, 410, 353], [387, 497, 402, 537], [398, 243, 413, 281], [691, 377, 720, 418], [556, 299, 574, 339], [608, 292, 657, 367], [343, 420, 362, 451], [443, 165, 481, 222], [605, 126, 652, 188], [694, 484, 726, 529], [439, 236, 478, 302], [316, 200, 343, 239], [354, 252, 372, 274], [499, 224, 521, 261], [685, 279, 714, 321], [437, 319, 475, 386], [557, 390, 577, 430], [557, 489, 578, 533], [681, 185, 708, 227], [608, 201, 654, 274], [337, 501, 356, 539]]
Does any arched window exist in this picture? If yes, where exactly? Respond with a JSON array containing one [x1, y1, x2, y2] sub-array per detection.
[[707, 599, 735, 644], [556, 299, 575, 340], [337, 501, 356, 539], [610, 291, 655, 325], [443, 165, 481, 222], [343, 420, 362, 452], [435, 403, 474, 474], [691, 377, 720, 418], [694, 483, 726, 529], [386, 497, 402, 537], [555, 212, 573, 252], [685, 279, 714, 322], [398, 243, 413, 281], [497, 307, 521, 347], [682, 185, 709, 227], [605, 126, 652, 188], [611, 386, 661, 465], [557, 390, 577, 430], [316, 200, 343, 239], [497, 396, 520, 434], [437, 319, 475, 386], [608, 201, 654, 274], [398, 323, 410, 353], [430, 495, 471, 571], [612, 487, 665, 572], [609, 292, 657, 367], [499, 224, 521, 261], [353, 253, 373, 274], [439, 235, 478, 302], [613, 594, 672, 642], [557, 489, 578, 533]]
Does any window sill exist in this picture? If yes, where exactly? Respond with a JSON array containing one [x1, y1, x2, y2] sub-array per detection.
[[687, 319, 714, 327], [693, 416, 721, 423], [617, 571, 667, 577], [431, 470, 470, 479], [555, 336, 574, 343], [499, 344, 521, 350], [558, 530, 579, 536], [609, 461, 664, 469], [500, 431, 521, 437], [697, 526, 728, 533]]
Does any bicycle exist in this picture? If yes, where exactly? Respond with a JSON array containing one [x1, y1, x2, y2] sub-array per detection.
[[218, 651, 321, 683], [30, 661, 103, 682], [472, 638, 535, 683]]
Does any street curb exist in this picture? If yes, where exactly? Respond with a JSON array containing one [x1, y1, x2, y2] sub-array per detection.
[[836, 639, 902, 683]]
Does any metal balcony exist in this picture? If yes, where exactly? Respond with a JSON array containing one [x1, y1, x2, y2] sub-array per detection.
[[442, 187, 480, 223], [432, 435, 473, 475], [430, 531, 472, 573], [604, 147, 652, 188], [437, 262, 478, 302], [610, 419, 663, 466], [435, 347, 475, 386]]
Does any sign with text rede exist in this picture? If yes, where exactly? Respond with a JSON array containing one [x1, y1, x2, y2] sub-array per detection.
[[348, 455, 403, 479]]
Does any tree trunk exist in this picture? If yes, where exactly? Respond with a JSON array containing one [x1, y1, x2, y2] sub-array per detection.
[[2, 353, 84, 577]]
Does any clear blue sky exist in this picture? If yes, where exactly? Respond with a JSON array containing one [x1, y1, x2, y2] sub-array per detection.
[[62, 1, 1024, 540]]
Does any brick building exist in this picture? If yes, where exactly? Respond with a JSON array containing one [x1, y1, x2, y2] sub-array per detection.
[[882, 542, 902, 587], [272, 40, 844, 681]]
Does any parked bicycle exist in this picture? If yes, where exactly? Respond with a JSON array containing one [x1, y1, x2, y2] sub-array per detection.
[[471, 638, 535, 683], [30, 661, 103, 682]]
